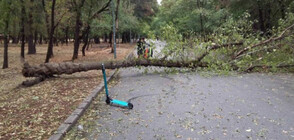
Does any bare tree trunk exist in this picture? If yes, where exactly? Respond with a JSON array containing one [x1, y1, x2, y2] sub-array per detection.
[[94, 36, 100, 44], [3, 35, 9, 69], [257, 1, 266, 34], [34, 30, 38, 47], [27, 0, 36, 54], [20, 0, 26, 59], [45, 0, 56, 63], [22, 41, 245, 78], [3, 16, 9, 69], [72, 0, 86, 60], [65, 26, 69, 45], [39, 35, 43, 44], [82, 26, 90, 56], [197, 0, 204, 36], [109, 32, 112, 43], [22, 59, 206, 77], [72, 12, 81, 60], [104, 33, 108, 43]]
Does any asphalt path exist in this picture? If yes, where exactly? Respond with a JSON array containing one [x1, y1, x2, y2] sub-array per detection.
[[84, 68, 294, 140]]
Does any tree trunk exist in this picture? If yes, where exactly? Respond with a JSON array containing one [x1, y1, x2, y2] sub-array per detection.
[[104, 33, 108, 43], [257, 1, 266, 34], [197, 0, 204, 35], [86, 38, 91, 50], [265, 3, 272, 35], [27, 35, 35, 54], [82, 26, 90, 56], [72, 11, 82, 60], [34, 30, 38, 46], [42, 0, 50, 42], [22, 59, 206, 77], [54, 37, 58, 46], [3, 17, 9, 69], [22, 42, 245, 77], [109, 32, 112, 43], [20, 0, 26, 59], [72, 0, 86, 60], [45, 0, 56, 63], [11, 36, 18, 44], [3, 35, 8, 69], [94, 36, 100, 44], [278, 0, 286, 19], [65, 26, 69, 45], [27, 0, 36, 54], [115, 0, 120, 36], [39, 35, 43, 44]]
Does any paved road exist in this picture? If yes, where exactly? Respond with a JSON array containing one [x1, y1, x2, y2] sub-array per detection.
[[82, 68, 294, 140]]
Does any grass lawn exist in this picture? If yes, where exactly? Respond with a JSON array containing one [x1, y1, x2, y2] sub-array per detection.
[[0, 42, 134, 139]]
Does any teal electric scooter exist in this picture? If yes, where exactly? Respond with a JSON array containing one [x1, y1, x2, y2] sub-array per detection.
[[102, 64, 133, 109]]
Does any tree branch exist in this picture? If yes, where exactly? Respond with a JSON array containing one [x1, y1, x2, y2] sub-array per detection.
[[53, 11, 68, 30], [196, 42, 243, 62], [234, 23, 294, 59], [89, 0, 111, 20]]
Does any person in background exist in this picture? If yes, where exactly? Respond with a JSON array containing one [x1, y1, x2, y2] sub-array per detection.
[[137, 37, 145, 58]]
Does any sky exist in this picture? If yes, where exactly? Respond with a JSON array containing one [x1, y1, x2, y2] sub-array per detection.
[[157, 0, 162, 5]]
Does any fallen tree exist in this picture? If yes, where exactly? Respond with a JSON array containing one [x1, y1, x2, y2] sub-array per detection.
[[22, 42, 242, 78], [22, 59, 205, 78], [21, 59, 208, 86], [21, 27, 293, 86]]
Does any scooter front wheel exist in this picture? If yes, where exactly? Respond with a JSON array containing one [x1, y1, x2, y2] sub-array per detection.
[[128, 103, 133, 109]]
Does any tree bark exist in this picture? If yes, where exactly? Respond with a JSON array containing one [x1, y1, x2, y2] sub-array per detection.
[[82, 26, 90, 56], [65, 26, 69, 45], [2, 2, 10, 69], [21, 41, 244, 77], [104, 33, 108, 43], [3, 35, 9, 69], [39, 35, 43, 44], [115, 0, 120, 34], [27, 0, 36, 54], [20, 0, 26, 59], [72, 0, 86, 60], [22, 76, 46, 87], [45, 0, 56, 63], [3, 33, 9, 69], [257, 1, 266, 34], [34, 30, 38, 46], [22, 59, 206, 77], [109, 32, 112, 43], [94, 37, 100, 44]]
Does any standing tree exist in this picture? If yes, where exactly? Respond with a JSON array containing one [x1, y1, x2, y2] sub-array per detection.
[[44, 0, 56, 63], [27, 0, 36, 54], [43, 0, 68, 63], [73, 0, 111, 59], [0, 0, 13, 69], [20, 0, 26, 60], [72, 0, 86, 60]]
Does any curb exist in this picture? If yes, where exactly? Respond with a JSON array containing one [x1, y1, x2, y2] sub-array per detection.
[[48, 69, 118, 140]]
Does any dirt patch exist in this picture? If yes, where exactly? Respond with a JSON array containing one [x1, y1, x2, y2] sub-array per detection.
[[0, 42, 135, 139]]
